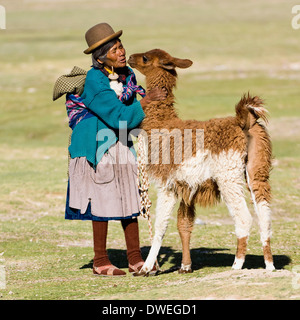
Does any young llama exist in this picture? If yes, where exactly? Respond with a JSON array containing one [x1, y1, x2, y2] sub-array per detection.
[[128, 49, 274, 275]]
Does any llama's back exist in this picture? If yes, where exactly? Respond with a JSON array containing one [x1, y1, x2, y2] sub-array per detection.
[[145, 116, 247, 181]]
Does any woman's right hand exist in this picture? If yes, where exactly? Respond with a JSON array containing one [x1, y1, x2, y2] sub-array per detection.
[[140, 87, 167, 107]]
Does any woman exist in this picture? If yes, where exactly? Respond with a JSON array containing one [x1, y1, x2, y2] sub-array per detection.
[[65, 23, 166, 276]]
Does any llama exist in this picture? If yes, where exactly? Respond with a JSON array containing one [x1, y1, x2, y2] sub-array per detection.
[[128, 49, 275, 275]]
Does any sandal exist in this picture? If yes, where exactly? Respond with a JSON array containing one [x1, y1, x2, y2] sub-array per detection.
[[129, 261, 144, 273], [129, 261, 158, 276], [93, 264, 126, 276]]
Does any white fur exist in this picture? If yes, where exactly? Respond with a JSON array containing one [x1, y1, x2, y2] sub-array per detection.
[[255, 201, 272, 246], [176, 149, 253, 241], [256, 201, 275, 271], [142, 148, 275, 273], [142, 149, 255, 273], [180, 263, 192, 272], [141, 187, 177, 273], [213, 150, 253, 241], [232, 258, 245, 270], [265, 260, 275, 271], [249, 105, 269, 115]]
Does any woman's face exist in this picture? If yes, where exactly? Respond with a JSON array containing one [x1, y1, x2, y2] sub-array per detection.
[[103, 40, 126, 69]]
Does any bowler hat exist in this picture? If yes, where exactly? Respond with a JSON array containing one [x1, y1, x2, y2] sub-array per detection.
[[84, 23, 122, 54]]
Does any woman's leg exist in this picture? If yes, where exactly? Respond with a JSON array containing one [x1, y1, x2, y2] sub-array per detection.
[[121, 218, 144, 271], [92, 221, 126, 276], [92, 221, 110, 266]]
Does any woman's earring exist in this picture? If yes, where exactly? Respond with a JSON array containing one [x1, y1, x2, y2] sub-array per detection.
[[97, 59, 104, 67]]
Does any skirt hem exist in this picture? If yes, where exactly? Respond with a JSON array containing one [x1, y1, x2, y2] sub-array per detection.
[[65, 183, 140, 222]]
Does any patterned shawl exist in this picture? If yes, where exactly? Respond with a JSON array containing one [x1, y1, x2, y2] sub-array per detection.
[[65, 66, 146, 129]]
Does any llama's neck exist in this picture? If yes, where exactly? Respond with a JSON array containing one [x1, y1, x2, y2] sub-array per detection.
[[142, 69, 178, 127]]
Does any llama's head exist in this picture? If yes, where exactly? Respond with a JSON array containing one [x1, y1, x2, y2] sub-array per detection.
[[128, 49, 193, 76]]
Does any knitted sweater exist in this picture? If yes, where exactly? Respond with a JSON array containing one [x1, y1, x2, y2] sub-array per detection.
[[68, 67, 145, 167]]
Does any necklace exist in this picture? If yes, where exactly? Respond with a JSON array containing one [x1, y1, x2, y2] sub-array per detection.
[[104, 66, 124, 97]]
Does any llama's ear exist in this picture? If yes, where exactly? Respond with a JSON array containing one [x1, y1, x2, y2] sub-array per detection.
[[160, 59, 176, 70], [159, 57, 193, 70], [172, 58, 193, 69]]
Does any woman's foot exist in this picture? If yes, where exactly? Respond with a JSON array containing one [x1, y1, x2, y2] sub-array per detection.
[[93, 264, 126, 276], [128, 261, 144, 273]]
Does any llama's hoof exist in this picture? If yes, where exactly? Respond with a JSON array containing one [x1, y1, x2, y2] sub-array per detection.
[[232, 258, 244, 270], [137, 270, 159, 277], [132, 265, 159, 277], [265, 261, 275, 271], [178, 268, 193, 274], [178, 263, 192, 274], [132, 270, 147, 277]]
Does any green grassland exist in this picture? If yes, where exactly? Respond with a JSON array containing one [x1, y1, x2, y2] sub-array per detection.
[[0, 0, 299, 300]]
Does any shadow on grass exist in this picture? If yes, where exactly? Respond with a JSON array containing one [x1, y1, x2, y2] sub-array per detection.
[[80, 246, 291, 273]]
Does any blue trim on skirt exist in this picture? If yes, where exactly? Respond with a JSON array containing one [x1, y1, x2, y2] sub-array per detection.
[[65, 183, 140, 221]]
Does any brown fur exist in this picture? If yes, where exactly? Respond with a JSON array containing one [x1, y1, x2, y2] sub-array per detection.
[[177, 200, 195, 271], [236, 236, 248, 259], [173, 179, 220, 207], [263, 238, 274, 263], [246, 122, 272, 203], [129, 49, 272, 208]]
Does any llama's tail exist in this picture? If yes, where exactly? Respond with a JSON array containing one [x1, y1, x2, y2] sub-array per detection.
[[235, 93, 272, 203], [235, 93, 268, 131]]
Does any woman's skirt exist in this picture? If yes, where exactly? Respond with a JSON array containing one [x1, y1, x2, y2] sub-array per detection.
[[65, 141, 141, 221]]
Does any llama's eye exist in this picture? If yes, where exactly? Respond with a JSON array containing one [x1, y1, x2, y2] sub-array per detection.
[[143, 56, 148, 63]]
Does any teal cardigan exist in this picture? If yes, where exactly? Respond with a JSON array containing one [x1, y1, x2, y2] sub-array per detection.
[[68, 67, 145, 167]]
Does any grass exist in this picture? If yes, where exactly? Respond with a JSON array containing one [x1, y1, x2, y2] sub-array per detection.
[[0, 0, 300, 300]]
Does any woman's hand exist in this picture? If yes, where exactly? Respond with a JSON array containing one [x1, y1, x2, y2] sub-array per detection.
[[140, 87, 167, 107]]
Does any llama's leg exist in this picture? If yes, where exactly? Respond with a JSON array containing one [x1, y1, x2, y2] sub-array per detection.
[[257, 201, 274, 270], [230, 197, 253, 270], [217, 178, 253, 270], [177, 201, 195, 273], [235, 236, 248, 270], [141, 188, 177, 274], [246, 170, 275, 270], [246, 123, 274, 270]]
